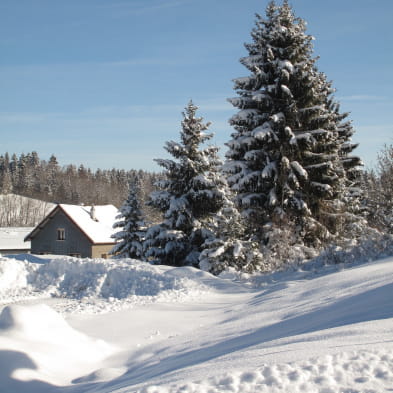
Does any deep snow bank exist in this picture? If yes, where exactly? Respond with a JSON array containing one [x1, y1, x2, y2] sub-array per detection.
[[0, 256, 392, 393], [0, 304, 117, 387], [0, 256, 210, 313]]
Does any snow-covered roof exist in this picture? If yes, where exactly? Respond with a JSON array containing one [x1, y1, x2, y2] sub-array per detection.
[[0, 227, 34, 251], [26, 204, 119, 244], [60, 204, 119, 243]]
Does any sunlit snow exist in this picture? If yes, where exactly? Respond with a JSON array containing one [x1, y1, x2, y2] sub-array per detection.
[[0, 254, 392, 392]]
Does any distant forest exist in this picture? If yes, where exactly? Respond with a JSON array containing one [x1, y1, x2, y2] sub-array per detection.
[[0, 151, 162, 223]]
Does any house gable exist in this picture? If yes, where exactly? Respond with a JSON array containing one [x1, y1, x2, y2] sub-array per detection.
[[25, 204, 119, 258], [27, 208, 93, 257]]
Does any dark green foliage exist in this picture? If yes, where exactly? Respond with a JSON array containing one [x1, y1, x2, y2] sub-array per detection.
[[225, 1, 360, 248], [144, 101, 226, 266], [111, 177, 146, 259]]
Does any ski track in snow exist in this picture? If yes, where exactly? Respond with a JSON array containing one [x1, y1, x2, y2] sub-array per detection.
[[0, 254, 392, 393]]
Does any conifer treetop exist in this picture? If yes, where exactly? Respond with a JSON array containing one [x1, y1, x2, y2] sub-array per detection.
[[224, 0, 358, 247]]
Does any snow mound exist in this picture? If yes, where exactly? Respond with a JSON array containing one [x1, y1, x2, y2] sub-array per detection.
[[0, 304, 116, 386], [0, 304, 89, 341], [0, 256, 211, 313]]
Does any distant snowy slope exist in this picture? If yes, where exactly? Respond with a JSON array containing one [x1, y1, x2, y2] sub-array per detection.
[[0, 255, 392, 392], [0, 194, 55, 227]]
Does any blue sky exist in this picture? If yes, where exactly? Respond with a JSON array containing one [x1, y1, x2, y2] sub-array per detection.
[[1, 0, 392, 172]]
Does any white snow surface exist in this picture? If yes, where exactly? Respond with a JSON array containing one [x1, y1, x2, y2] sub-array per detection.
[[0, 254, 392, 393]]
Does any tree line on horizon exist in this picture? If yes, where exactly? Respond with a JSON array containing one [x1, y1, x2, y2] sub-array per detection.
[[0, 151, 163, 226]]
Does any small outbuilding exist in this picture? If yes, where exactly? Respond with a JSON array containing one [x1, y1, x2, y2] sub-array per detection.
[[25, 204, 119, 258], [0, 227, 34, 255]]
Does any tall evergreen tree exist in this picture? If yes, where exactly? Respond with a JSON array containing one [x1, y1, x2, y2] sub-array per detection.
[[1, 168, 12, 194], [46, 154, 60, 198], [224, 1, 359, 248], [111, 177, 146, 259], [144, 101, 226, 266]]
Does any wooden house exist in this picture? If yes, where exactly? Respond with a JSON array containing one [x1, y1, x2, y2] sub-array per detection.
[[24, 204, 119, 258]]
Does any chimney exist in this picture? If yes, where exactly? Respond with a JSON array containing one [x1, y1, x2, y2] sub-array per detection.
[[90, 205, 98, 221]]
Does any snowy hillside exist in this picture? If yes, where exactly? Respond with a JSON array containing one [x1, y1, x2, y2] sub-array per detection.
[[0, 194, 55, 227], [0, 254, 392, 392]]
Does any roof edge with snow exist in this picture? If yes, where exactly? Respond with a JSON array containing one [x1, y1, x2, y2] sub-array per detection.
[[25, 204, 119, 244]]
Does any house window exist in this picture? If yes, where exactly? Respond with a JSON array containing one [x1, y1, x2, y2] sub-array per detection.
[[57, 228, 65, 241]]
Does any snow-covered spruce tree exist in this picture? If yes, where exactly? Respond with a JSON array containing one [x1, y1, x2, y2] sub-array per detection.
[[333, 103, 362, 189], [225, 1, 358, 248], [144, 101, 226, 267], [199, 184, 266, 275], [326, 90, 364, 228], [110, 177, 145, 259], [365, 144, 393, 234]]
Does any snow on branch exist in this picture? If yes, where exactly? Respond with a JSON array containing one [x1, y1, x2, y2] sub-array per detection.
[[290, 161, 308, 180], [252, 122, 277, 142]]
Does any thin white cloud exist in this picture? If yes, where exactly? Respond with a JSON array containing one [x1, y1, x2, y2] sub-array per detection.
[[105, 57, 190, 67], [99, 0, 192, 16], [355, 124, 393, 141], [194, 98, 234, 113], [0, 56, 188, 71], [339, 95, 388, 102], [80, 104, 183, 117], [80, 99, 234, 118], [0, 112, 65, 124]]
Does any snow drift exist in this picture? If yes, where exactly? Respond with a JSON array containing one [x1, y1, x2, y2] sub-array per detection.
[[0, 303, 117, 388], [0, 255, 210, 313], [0, 254, 392, 393]]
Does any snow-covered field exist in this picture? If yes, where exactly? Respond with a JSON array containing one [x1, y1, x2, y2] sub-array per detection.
[[0, 254, 392, 393]]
